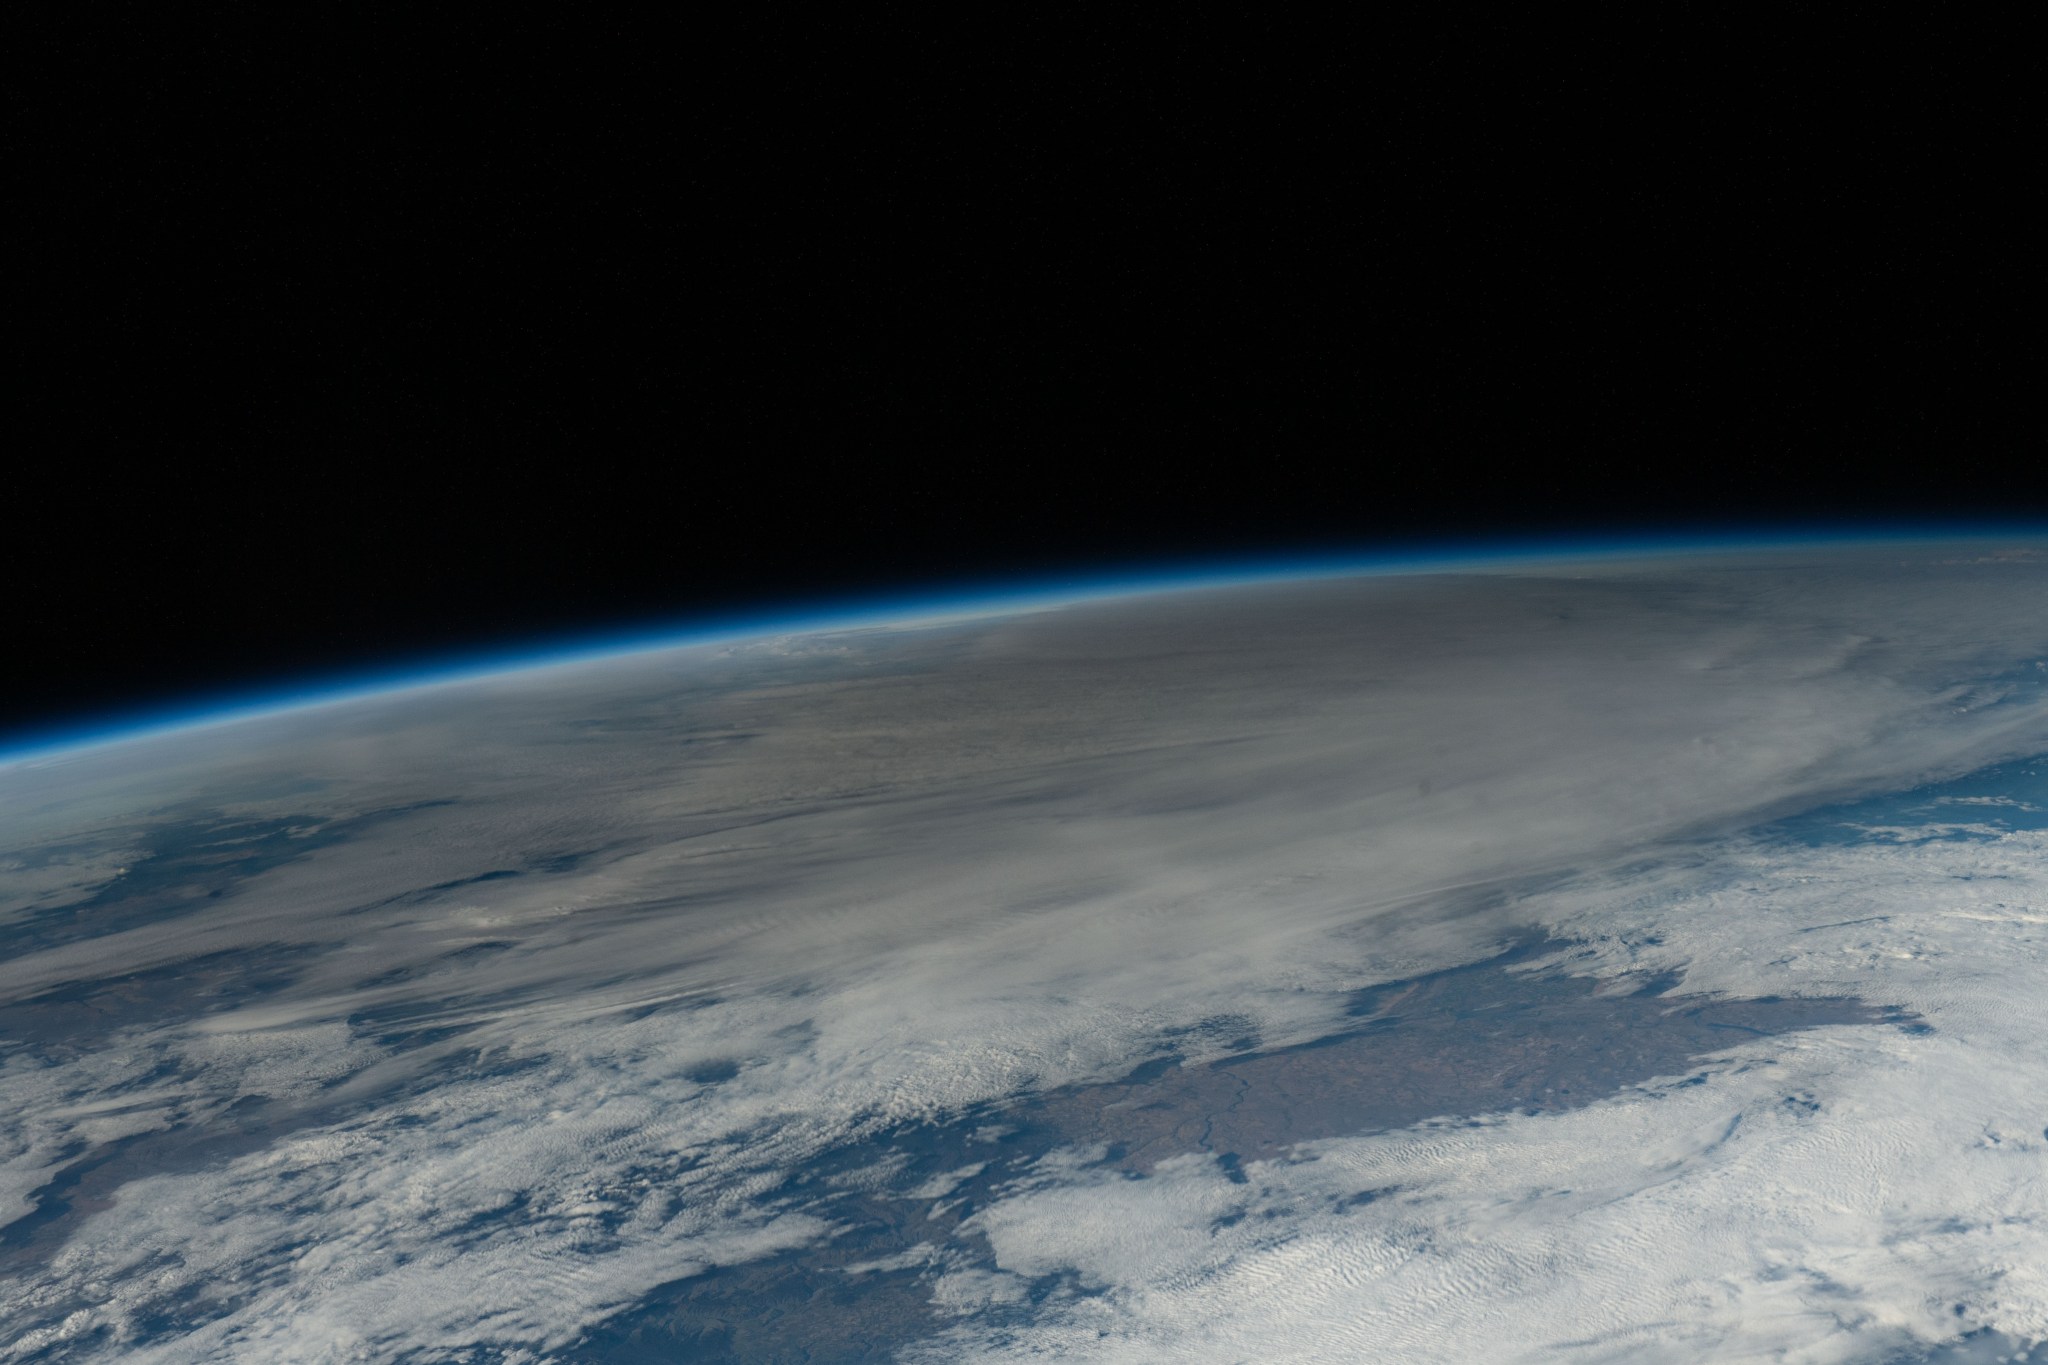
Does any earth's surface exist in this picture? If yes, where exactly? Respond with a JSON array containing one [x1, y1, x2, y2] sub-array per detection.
[[8, 540, 2048, 1363]]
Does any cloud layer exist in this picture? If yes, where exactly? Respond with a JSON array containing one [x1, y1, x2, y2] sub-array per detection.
[[4, 542, 2048, 1359]]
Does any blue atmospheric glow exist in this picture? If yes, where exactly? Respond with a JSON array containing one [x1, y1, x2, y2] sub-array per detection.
[[5, 522, 2046, 769]]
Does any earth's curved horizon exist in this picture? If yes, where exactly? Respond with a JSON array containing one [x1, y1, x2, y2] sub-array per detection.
[[10, 526, 2039, 770], [7, 534, 2048, 1362]]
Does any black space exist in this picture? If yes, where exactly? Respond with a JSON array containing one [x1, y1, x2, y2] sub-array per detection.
[[9, 14, 2039, 744]]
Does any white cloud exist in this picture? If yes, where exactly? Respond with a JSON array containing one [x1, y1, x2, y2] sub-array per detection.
[[914, 829, 2048, 1363]]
